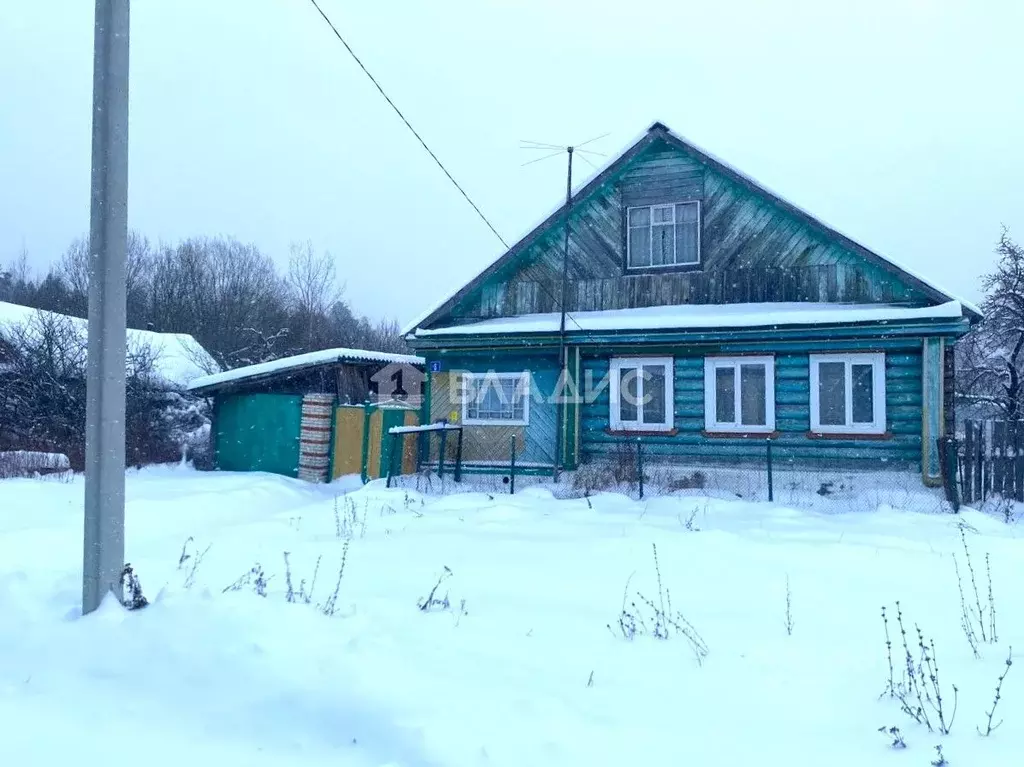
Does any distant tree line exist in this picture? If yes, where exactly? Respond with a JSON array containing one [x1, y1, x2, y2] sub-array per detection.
[[0, 234, 407, 371]]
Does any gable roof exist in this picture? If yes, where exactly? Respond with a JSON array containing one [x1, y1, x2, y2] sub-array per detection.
[[404, 121, 980, 335]]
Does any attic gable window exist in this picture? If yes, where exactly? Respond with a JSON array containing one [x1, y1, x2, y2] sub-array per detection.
[[626, 201, 700, 269]]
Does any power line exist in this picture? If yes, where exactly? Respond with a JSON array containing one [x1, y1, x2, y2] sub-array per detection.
[[307, 0, 509, 248], [307, 0, 603, 342]]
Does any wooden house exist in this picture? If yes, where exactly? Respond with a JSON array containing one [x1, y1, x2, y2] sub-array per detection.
[[403, 122, 979, 485]]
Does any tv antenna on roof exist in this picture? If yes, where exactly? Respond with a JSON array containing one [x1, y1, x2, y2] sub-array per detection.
[[519, 132, 609, 481]]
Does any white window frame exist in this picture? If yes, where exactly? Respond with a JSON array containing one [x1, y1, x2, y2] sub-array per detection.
[[809, 353, 886, 434], [461, 371, 530, 426], [703, 356, 776, 433], [609, 356, 674, 432], [626, 201, 701, 270]]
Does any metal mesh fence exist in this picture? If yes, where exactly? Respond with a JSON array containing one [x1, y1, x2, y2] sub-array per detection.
[[380, 429, 952, 514]]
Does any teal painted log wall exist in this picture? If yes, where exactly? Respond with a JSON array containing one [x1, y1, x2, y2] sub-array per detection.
[[580, 346, 923, 468]]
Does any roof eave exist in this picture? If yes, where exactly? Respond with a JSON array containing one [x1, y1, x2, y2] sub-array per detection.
[[409, 316, 972, 351], [188, 355, 424, 396]]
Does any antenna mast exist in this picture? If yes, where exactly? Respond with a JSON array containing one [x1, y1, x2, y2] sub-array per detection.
[[554, 146, 574, 480], [520, 134, 607, 480]]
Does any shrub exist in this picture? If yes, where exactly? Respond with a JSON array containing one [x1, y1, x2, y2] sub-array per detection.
[[177, 536, 211, 589], [608, 543, 708, 665], [953, 524, 998, 655], [0, 450, 70, 479], [570, 462, 620, 496], [877, 725, 906, 749], [223, 563, 270, 597], [978, 647, 1013, 736], [880, 601, 958, 734], [318, 539, 350, 617], [0, 310, 206, 469], [418, 566, 453, 612], [119, 563, 149, 610]]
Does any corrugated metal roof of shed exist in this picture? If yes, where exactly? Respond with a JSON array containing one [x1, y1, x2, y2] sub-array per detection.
[[187, 347, 424, 394]]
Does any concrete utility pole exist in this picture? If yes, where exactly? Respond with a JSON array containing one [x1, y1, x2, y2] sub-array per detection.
[[83, 0, 130, 615]]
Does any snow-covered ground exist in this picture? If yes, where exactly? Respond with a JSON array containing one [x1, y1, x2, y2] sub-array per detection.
[[1, 466, 1021, 766]]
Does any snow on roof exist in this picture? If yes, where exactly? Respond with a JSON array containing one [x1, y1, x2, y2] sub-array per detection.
[[402, 120, 979, 335], [0, 301, 217, 388], [412, 301, 967, 338], [187, 347, 425, 392]]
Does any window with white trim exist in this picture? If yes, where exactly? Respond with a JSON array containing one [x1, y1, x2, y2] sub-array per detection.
[[809, 353, 886, 434], [626, 201, 700, 269], [462, 371, 530, 425], [610, 357, 674, 431], [704, 356, 776, 432]]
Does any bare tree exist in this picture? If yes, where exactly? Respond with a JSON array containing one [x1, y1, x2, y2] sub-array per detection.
[[0, 248, 34, 305], [286, 241, 344, 352], [58, 230, 154, 323], [958, 228, 1024, 419], [287, 241, 341, 317], [147, 237, 290, 368]]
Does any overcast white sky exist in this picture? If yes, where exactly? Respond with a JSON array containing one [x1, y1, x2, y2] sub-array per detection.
[[1, 0, 1021, 323]]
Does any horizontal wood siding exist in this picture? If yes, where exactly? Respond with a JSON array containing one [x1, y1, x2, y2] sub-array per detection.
[[441, 137, 929, 326], [580, 345, 923, 469], [618, 146, 704, 206]]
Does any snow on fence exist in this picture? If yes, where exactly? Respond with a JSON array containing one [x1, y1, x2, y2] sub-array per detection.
[[385, 422, 465, 488], [0, 451, 71, 479]]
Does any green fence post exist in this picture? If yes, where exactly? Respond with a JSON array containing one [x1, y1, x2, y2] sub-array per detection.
[[509, 435, 517, 495], [454, 427, 464, 483], [438, 427, 448, 480], [385, 430, 399, 489], [766, 437, 774, 502], [938, 436, 961, 512], [359, 403, 373, 484], [636, 437, 644, 500]]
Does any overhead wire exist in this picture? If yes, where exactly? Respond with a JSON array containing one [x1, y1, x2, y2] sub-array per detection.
[[307, 0, 509, 249], [307, 0, 610, 337]]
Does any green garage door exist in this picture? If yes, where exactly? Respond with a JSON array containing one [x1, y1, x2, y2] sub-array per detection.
[[214, 394, 303, 477]]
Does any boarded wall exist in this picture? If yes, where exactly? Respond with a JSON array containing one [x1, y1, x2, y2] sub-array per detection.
[[428, 359, 558, 467]]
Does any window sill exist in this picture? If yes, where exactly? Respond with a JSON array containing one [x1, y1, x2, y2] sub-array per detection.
[[463, 420, 528, 427], [702, 430, 780, 439], [625, 263, 702, 274], [807, 430, 892, 441], [605, 427, 679, 437]]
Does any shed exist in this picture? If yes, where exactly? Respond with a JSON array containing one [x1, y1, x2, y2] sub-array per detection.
[[187, 347, 425, 479]]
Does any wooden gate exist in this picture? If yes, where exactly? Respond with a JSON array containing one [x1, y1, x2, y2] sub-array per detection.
[[214, 393, 303, 477], [329, 403, 419, 482], [331, 405, 366, 480], [960, 419, 1024, 504]]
